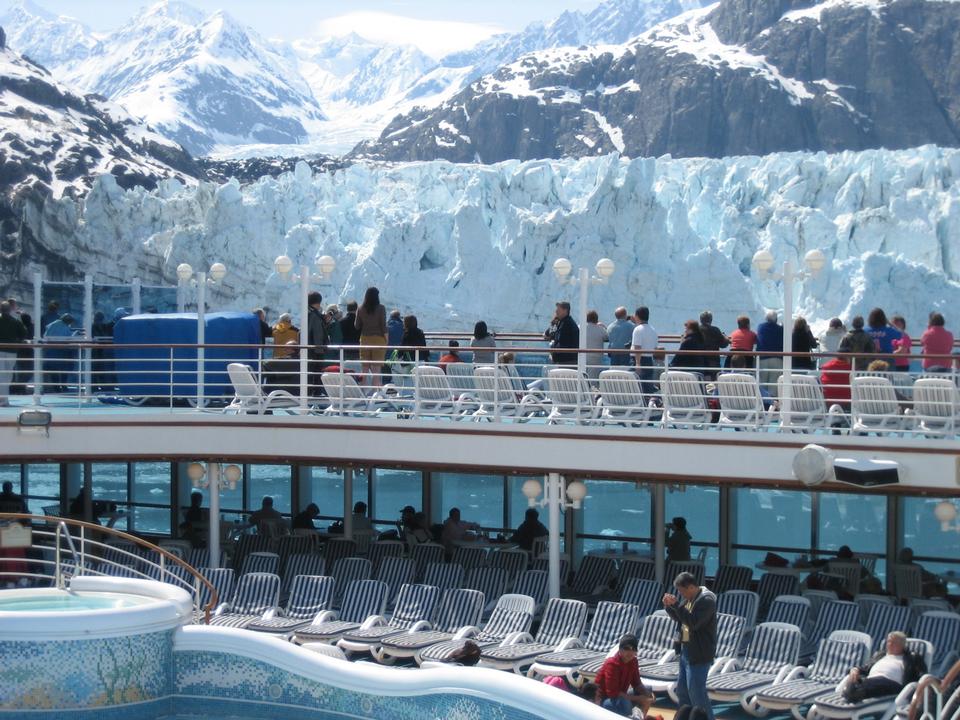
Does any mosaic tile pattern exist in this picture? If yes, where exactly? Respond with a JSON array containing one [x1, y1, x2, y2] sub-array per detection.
[[176, 651, 545, 720], [0, 630, 173, 711]]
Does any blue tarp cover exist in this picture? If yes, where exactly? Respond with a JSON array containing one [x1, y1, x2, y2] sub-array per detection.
[[113, 312, 261, 398]]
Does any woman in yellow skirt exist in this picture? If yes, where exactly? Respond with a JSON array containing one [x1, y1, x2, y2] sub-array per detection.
[[356, 287, 387, 386]]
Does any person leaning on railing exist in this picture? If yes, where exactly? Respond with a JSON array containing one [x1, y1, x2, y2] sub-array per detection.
[[920, 312, 954, 372]]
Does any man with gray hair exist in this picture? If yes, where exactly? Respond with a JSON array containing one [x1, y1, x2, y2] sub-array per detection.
[[756, 310, 784, 392], [663, 571, 718, 720], [841, 631, 925, 702], [607, 307, 635, 367]]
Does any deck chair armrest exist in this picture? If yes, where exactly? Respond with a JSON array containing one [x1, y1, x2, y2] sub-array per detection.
[[214, 603, 230, 616], [784, 665, 807, 682], [261, 608, 278, 621], [708, 657, 729, 676], [719, 658, 740, 674], [315, 609, 338, 624], [773, 664, 794, 684], [503, 631, 533, 646], [409, 620, 432, 632], [894, 681, 918, 711], [556, 637, 584, 652], [360, 614, 386, 630], [452, 625, 480, 640], [656, 649, 675, 664], [264, 389, 298, 404]]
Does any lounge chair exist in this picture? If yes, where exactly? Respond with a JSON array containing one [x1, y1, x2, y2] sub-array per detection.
[[545, 369, 598, 425], [717, 372, 767, 430], [366, 540, 405, 573], [411, 365, 474, 419], [375, 587, 485, 664], [337, 583, 440, 655], [417, 593, 535, 666], [291, 579, 388, 645], [575, 610, 675, 684], [566, 555, 615, 601], [410, 543, 445, 580], [452, 544, 488, 572], [445, 362, 477, 395], [758, 572, 801, 617], [713, 565, 753, 594], [664, 560, 705, 591], [280, 553, 325, 599], [775, 374, 845, 431], [706, 621, 803, 714], [531, 557, 569, 587], [247, 575, 335, 635], [208, 571, 281, 628], [907, 377, 960, 437], [464, 566, 508, 615], [329, 556, 372, 605], [224, 363, 299, 415], [892, 564, 923, 603], [195, 567, 235, 621], [863, 604, 912, 652], [717, 590, 760, 631], [479, 598, 588, 673], [527, 600, 641, 684], [800, 600, 861, 660], [642, 613, 747, 703], [422, 562, 464, 593], [618, 558, 657, 587], [240, 551, 279, 576], [851, 375, 907, 435], [489, 548, 528, 588], [513, 570, 550, 616], [803, 589, 840, 622], [755, 630, 872, 720], [767, 594, 812, 630], [471, 366, 542, 421], [912, 611, 960, 674], [375, 556, 416, 606], [323, 537, 358, 568], [596, 369, 652, 427], [854, 593, 895, 628], [660, 371, 712, 429]]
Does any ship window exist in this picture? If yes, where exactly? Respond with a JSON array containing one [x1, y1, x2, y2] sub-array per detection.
[[131, 462, 172, 535], [732, 488, 812, 576], [436, 472, 504, 532], [666, 484, 719, 576], [91, 462, 129, 531], [248, 464, 292, 515], [304, 466, 368, 522], [819, 491, 886, 583], [580, 479, 651, 556], [900, 496, 960, 586], [23, 463, 59, 516], [373, 469, 422, 533]]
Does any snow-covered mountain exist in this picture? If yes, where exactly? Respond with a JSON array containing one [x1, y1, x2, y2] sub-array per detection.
[[0, 0, 99, 69], [356, 0, 960, 162], [6, 137, 960, 338]]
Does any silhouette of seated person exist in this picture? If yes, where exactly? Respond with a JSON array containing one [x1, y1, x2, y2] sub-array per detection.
[[67, 487, 117, 525], [441, 507, 480, 555], [179, 491, 209, 547], [898, 547, 947, 598], [351, 501, 372, 532], [0, 481, 27, 514], [292, 503, 320, 531], [248, 496, 283, 534], [510, 508, 548, 551]]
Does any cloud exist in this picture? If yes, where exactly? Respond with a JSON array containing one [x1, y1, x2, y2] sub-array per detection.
[[314, 11, 504, 58]]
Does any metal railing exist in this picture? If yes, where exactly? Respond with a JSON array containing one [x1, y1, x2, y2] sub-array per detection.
[[2, 340, 960, 439], [0, 513, 217, 622]]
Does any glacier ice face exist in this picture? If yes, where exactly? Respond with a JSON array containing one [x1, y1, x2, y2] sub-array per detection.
[[13, 146, 960, 338]]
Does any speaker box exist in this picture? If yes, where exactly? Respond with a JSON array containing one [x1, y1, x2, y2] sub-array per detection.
[[833, 458, 900, 487]]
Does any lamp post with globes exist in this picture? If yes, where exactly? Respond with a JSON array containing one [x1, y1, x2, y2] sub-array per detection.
[[185, 461, 242, 569], [176, 262, 227, 409], [552, 258, 615, 375], [751, 249, 826, 428], [521, 473, 588, 599], [273, 255, 337, 410]]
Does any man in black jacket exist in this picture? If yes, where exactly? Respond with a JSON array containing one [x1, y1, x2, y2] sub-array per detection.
[[544, 301, 579, 366], [307, 292, 326, 395], [664, 572, 718, 720], [842, 631, 925, 702]]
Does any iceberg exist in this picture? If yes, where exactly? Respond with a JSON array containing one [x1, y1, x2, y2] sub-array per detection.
[[18, 145, 960, 336]]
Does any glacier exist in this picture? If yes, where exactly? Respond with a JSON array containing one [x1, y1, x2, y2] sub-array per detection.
[[19, 145, 960, 337]]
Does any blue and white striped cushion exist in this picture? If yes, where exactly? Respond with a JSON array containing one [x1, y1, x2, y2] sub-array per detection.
[[229, 572, 280, 615], [636, 612, 675, 660], [713, 565, 753, 594], [331, 557, 373, 604], [620, 578, 662, 617], [367, 541, 404, 575], [452, 545, 488, 571], [914, 611, 960, 668], [570, 556, 615, 595], [423, 563, 464, 593], [531, 557, 569, 584], [756, 678, 835, 702], [576, 656, 607, 677], [477, 608, 532, 642], [381, 630, 454, 649], [240, 552, 279, 577], [863, 605, 911, 652], [489, 549, 528, 585], [535, 598, 588, 647], [199, 567, 235, 610], [429, 588, 485, 634], [282, 575, 335, 620], [411, 544, 444, 580], [707, 670, 781, 692], [465, 567, 507, 607], [664, 561, 704, 590], [323, 538, 357, 568], [376, 557, 417, 605], [482, 642, 556, 662], [388, 584, 440, 629], [294, 619, 361, 641], [619, 558, 656, 586], [717, 591, 759, 627], [513, 570, 549, 610], [281, 554, 325, 596], [583, 602, 640, 653], [420, 637, 498, 662], [246, 615, 312, 633], [766, 596, 810, 629], [808, 639, 869, 682], [534, 647, 606, 667], [741, 623, 802, 675], [337, 579, 388, 624], [208, 613, 259, 628], [801, 601, 860, 658], [758, 574, 800, 612]]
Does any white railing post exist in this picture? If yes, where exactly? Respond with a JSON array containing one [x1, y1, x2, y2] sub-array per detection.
[[131, 277, 141, 315], [343, 468, 353, 540], [299, 266, 310, 412], [32, 270, 42, 404], [577, 267, 589, 377], [208, 463, 220, 569], [196, 272, 206, 410], [547, 472, 561, 600], [82, 274, 93, 399], [781, 260, 794, 429]]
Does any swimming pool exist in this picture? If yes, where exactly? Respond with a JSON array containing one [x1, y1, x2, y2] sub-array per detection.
[[0, 589, 154, 612]]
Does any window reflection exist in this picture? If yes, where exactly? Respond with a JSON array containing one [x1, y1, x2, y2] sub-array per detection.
[[581, 480, 651, 556], [248, 465, 292, 514], [733, 488, 811, 576], [436, 472, 503, 530], [373, 469, 422, 531], [666, 485, 719, 575]]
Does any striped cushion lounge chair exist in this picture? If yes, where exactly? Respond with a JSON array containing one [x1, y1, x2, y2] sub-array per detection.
[[717, 590, 760, 630], [809, 639, 933, 720], [240, 551, 279, 576], [800, 601, 861, 660], [489, 548, 528, 588], [664, 560, 705, 591], [337, 583, 440, 654], [465, 566, 507, 615], [422, 562, 464, 594], [531, 557, 569, 587], [280, 553, 325, 599], [513, 570, 550, 616], [452, 545, 488, 572], [642, 613, 746, 702], [375, 556, 416, 606], [527, 601, 640, 683], [418, 594, 535, 666], [803, 589, 839, 622], [208, 572, 280, 628], [323, 538, 357, 569], [706, 621, 803, 713], [576, 611, 675, 683], [766, 594, 810, 630], [367, 540, 404, 574], [618, 558, 657, 587], [713, 565, 753, 594], [758, 573, 801, 617], [292, 579, 388, 645], [912, 611, 960, 674], [375, 588, 485, 664], [330, 557, 372, 605], [755, 631, 872, 720], [619, 578, 662, 618], [567, 555, 615, 600], [862, 604, 912, 653], [410, 543, 445, 580], [247, 575, 335, 635], [479, 598, 588, 673]]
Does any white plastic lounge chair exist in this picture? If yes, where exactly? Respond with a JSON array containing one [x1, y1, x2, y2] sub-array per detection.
[[596, 369, 652, 427], [717, 590, 760, 631], [375, 587, 485, 664], [706, 621, 803, 714], [800, 600, 861, 661], [291, 578, 388, 644], [766, 595, 811, 630], [513, 570, 550, 616], [411, 365, 474, 419], [247, 575, 335, 635], [445, 362, 477, 395], [619, 578, 662, 617], [224, 363, 300, 415], [471, 366, 541, 421], [907, 377, 960, 437], [717, 373, 767, 430], [755, 630, 872, 720], [321, 372, 396, 417], [410, 543, 445, 580], [479, 598, 588, 673], [851, 375, 907, 435], [337, 583, 440, 655], [660, 371, 712, 429], [545, 369, 598, 425], [576, 610, 675, 684], [527, 600, 640, 683], [417, 593, 535, 665], [209, 571, 281, 628], [776, 374, 845, 431], [826, 560, 864, 596]]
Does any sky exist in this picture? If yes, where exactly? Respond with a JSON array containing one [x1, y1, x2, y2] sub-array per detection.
[[11, 0, 603, 57]]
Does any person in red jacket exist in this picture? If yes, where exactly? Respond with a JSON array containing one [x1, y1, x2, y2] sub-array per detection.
[[593, 635, 652, 716], [820, 345, 853, 412]]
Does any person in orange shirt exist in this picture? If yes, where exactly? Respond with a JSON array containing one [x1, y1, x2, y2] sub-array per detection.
[[593, 635, 653, 716]]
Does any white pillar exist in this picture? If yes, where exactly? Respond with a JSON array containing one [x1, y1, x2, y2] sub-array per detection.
[[196, 272, 206, 409], [547, 472, 562, 600], [781, 260, 794, 427], [131, 278, 142, 315], [577, 267, 589, 376], [654, 483, 666, 584], [177, 281, 185, 313], [208, 463, 220, 569], [343, 468, 353, 540], [299, 266, 310, 411], [32, 270, 42, 404], [82, 274, 93, 397]]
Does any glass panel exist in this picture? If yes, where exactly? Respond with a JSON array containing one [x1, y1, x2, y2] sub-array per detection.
[[24, 464, 60, 512], [133, 506, 169, 536], [0, 465, 22, 494], [218, 465, 244, 514], [131, 463, 171, 534], [507, 476, 563, 552], [305, 466, 367, 522], [666, 485, 719, 575], [733, 489, 812, 577], [435, 472, 503, 531], [901, 497, 960, 592], [373, 469, 422, 533], [248, 465, 292, 514], [581, 480, 650, 556], [91, 463, 128, 503], [820, 491, 887, 585]]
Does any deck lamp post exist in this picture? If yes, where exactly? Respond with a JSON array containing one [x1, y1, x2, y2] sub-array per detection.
[[186, 461, 242, 569], [273, 255, 337, 410], [177, 262, 227, 409], [552, 257, 615, 375], [522, 474, 588, 599], [751, 249, 826, 428]]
